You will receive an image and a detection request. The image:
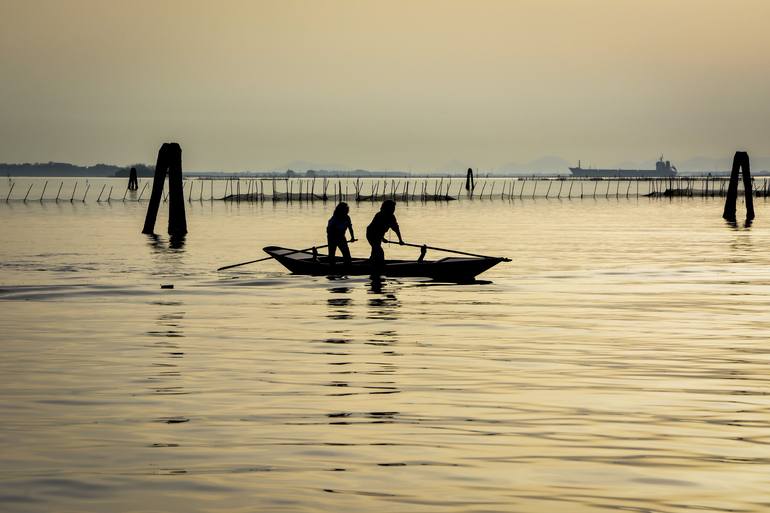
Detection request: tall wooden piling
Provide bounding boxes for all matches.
[722,151,754,221]
[143,142,187,236]
[166,144,187,236]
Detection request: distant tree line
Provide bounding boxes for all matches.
[0,162,153,177]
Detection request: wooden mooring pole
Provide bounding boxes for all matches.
[722,151,754,222]
[142,142,187,236]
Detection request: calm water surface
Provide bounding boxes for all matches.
[2,193,770,512]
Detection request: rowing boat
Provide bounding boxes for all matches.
[263,246,508,281]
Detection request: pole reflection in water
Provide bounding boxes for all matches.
[144,301,190,476]
[146,306,186,400]
[146,234,187,279]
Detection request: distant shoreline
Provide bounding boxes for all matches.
[3,162,768,178]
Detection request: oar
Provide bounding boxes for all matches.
[217,244,329,271]
[384,239,511,261]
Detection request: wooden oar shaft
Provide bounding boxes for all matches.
[217,244,329,271]
[387,240,504,259]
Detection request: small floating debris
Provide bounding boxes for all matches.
[156,416,189,424]
[160,284,174,289]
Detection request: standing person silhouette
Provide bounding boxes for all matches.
[366,200,404,273]
[327,202,355,268]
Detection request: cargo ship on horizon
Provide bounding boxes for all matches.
[570,156,677,178]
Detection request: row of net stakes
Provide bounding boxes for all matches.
[5,175,770,203]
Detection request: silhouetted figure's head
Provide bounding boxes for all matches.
[333,202,349,217]
[380,199,396,214]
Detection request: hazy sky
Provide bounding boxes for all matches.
[1,0,769,172]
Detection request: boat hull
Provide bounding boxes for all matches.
[263,246,504,281]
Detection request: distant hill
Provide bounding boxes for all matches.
[494,156,572,175]
[0,162,154,177]
[303,169,409,177]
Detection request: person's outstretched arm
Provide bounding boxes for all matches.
[346,216,356,242]
[392,219,404,244]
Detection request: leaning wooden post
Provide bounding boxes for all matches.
[166,143,187,236]
[722,151,754,222]
[143,143,171,234]
[137,182,148,201]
